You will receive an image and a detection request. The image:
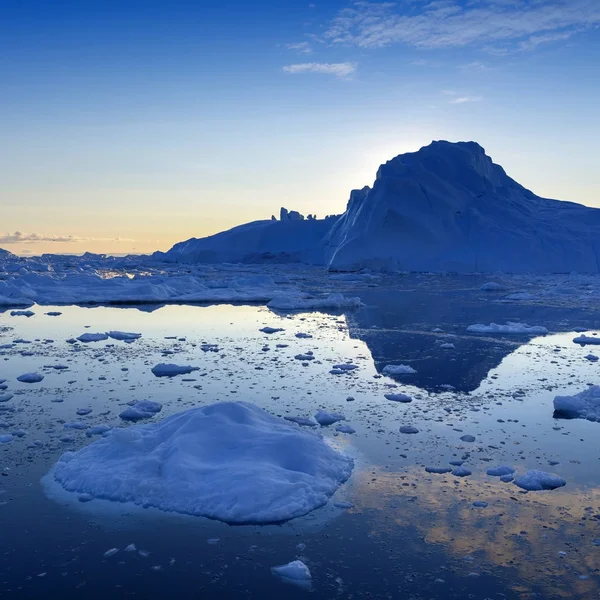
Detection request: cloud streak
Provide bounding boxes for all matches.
[323,0,600,51]
[282,62,356,77]
[0,232,133,244]
[286,41,313,54]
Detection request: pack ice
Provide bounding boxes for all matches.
[49,402,353,523]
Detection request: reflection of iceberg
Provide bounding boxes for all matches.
[345,280,591,393]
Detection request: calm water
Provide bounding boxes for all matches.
[1,279,600,599]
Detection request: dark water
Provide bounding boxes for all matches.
[1,278,600,598]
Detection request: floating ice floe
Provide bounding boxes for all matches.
[573,334,600,346]
[480,282,505,291]
[284,416,317,427]
[259,327,284,334]
[106,331,142,341]
[399,426,419,434]
[466,322,548,335]
[271,560,312,590]
[553,386,600,422]
[17,373,44,383]
[10,310,34,317]
[50,402,353,523]
[119,400,163,421]
[425,466,452,474]
[314,410,346,426]
[151,364,199,377]
[382,364,417,376]
[77,333,109,343]
[513,470,566,491]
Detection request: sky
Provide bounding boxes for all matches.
[1,0,599,256]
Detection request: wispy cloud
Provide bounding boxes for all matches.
[448,95,483,104]
[0,231,134,244]
[323,0,600,51]
[286,41,313,55]
[282,62,357,77]
[458,61,490,71]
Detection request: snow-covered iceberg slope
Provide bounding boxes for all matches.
[156,213,338,265]
[49,401,353,523]
[326,141,600,273]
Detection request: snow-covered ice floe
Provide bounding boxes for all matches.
[466,322,548,335]
[382,364,417,376]
[48,402,353,523]
[553,386,600,422]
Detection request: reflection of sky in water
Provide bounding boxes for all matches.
[1,301,599,598]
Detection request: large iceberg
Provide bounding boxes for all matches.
[326,141,600,273]
[553,386,600,422]
[49,401,353,523]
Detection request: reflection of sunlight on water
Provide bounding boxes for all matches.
[350,466,600,598]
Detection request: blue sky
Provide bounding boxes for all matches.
[1,0,599,254]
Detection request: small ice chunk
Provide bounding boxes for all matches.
[460,435,476,443]
[119,400,163,421]
[17,373,44,383]
[399,425,419,434]
[271,560,312,590]
[151,364,199,377]
[103,548,119,557]
[452,467,472,477]
[106,331,142,341]
[382,364,417,376]
[76,408,93,416]
[472,501,488,508]
[64,422,89,430]
[295,333,312,339]
[335,424,355,434]
[10,310,35,317]
[124,543,137,552]
[284,416,317,427]
[480,282,505,291]
[77,333,109,343]
[0,394,14,403]
[440,342,455,349]
[513,470,566,491]
[384,393,413,403]
[333,501,354,509]
[573,335,600,346]
[0,434,13,443]
[486,465,515,477]
[585,354,599,362]
[259,327,284,334]
[314,410,345,426]
[553,386,600,421]
[86,425,113,437]
[425,466,452,474]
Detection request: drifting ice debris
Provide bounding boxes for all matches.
[271,560,312,590]
[480,282,505,291]
[513,470,566,491]
[10,310,34,317]
[151,364,199,377]
[452,467,472,477]
[553,386,600,422]
[119,400,163,421]
[103,548,119,557]
[460,435,476,443]
[284,416,317,427]
[399,426,419,434]
[51,402,353,523]
[466,323,548,335]
[335,424,355,434]
[425,466,452,474]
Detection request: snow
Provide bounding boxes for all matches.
[573,335,600,345]
[382,364,417,375]
[466,322,548,335]
[513,470,566,491]
[119,400,163,421]
[271,560,312,590]
[50,401,353,523]
[553,386,600,421]
[17,372,44,383]
[151,364,199,377]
